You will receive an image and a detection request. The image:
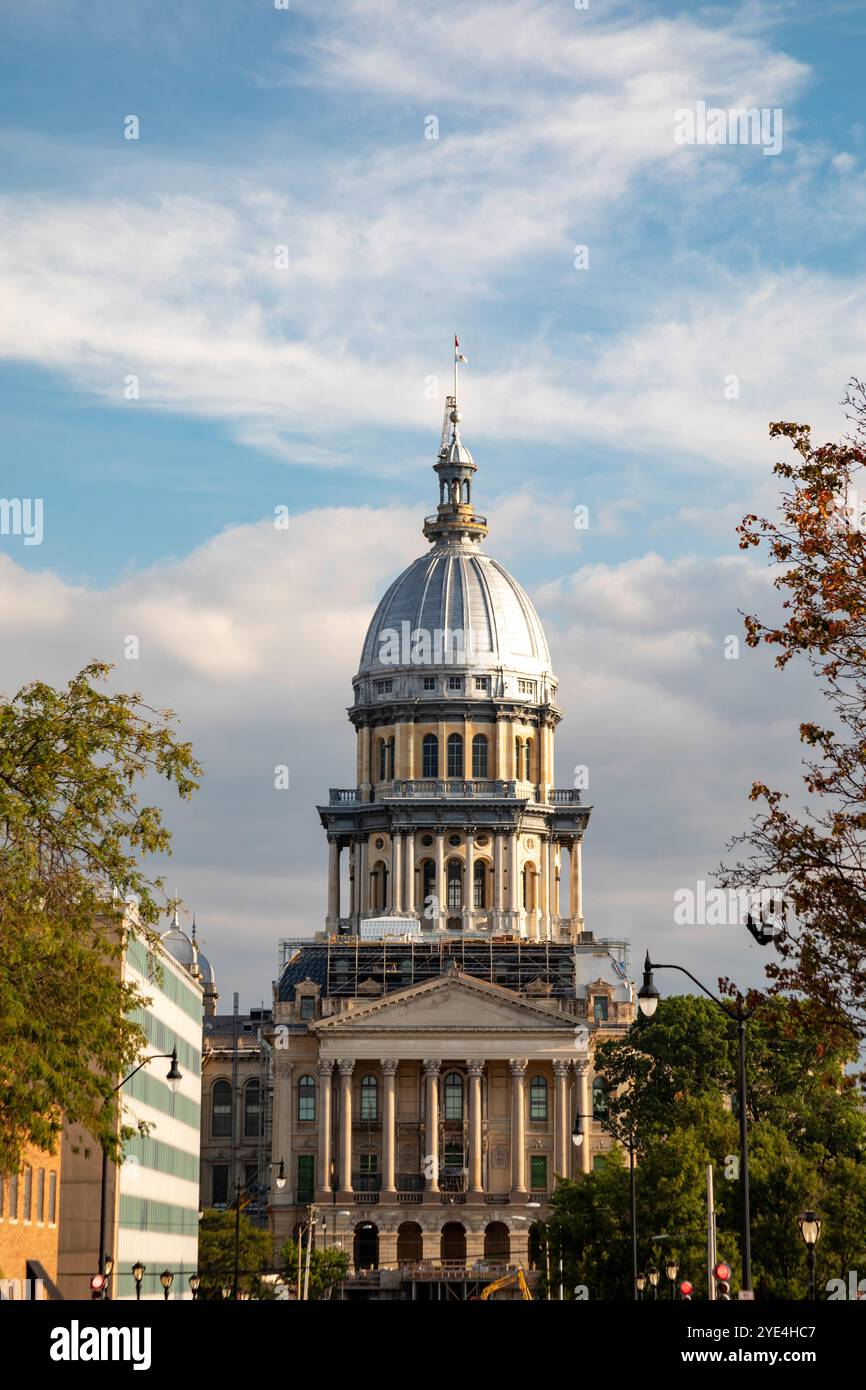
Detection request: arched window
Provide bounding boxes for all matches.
[244,1079,261,1137]
[298,1074,316,1122]
[212,1080,231,1137]
[447,860,462,910]
[444,1072,464,1120]
[515,738,523,779]
[371,861,389,911]
[473,859,486,909]
[387,737,395,778]
[447,733,463,777]
[421,859,436,911]
[530,1076,548,1122]
[472,733,488,778]
[524,739,533,782]
[592,1076,608,1119]
[422,734,438,778]
[360,1075,379,1121]
[378,738,387,781]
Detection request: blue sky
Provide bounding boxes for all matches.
[1,1,863,1003]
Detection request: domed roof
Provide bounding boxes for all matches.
[358,539,552,680]
[161,921,196,970]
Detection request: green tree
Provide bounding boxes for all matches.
[279,1238,350,1300]
[0,661,201,1171]
[197,1208,275,1299]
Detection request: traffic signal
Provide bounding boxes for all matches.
[679,1280,694,1300]
[713,1261,732,1300]
[90,1273,107,1300]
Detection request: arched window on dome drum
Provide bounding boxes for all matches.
[422,733,438,778]
[298,1074,316,1122]
[378,738,386,781]
[447,860,462,910]
[244,1079,261,1138]
[447,733,463,777]
[522,864,537,911]
[212,1080,231,1137]
[421,859,436,911]
[530,1075,548,1122]
[524,739,533,782]
[444,1072,464,1120]
[472,733,488,779]
[515,737,523,780]
[473,859,486,909]
[360,1075,379,1122]
[378,737,394,780]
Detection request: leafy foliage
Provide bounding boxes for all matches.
[0,661,201,1170]
[548,996,866,1300]
[279,1238,350,1300]
[724,386,866,1034]
[197,1208,274,1299]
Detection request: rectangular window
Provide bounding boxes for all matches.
[49,1171,57,1224]
[297,1154,315,1203]
[474,676,490,692]
[0,1176,4,1218]
[530,1155,548,1191]
[359,1154,378,1175]
[447,676,463,691]
[37,1169,45,1222]
[212,1164,229,1207]
[300,996,316,1020]
[518,679,536,697]
[593,995,609,1023]
[422,676,436,691]
[9,1172,18,1220]
[23,1166,32,1221]
[375,679,393,695]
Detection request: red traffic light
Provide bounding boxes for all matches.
[713,1262,731,1282]
[90,1273,107,1299]
[679,1280,694,1298]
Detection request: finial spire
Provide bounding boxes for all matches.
[423,344,487,546]
[454,334,467,409]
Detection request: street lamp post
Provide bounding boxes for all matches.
[665,1258,679,1300]
[189,1272,201,1301]
[131,1262,145,1301]
[572,1109,638,1300]
[638,953,753,1295]
[231,1158,285,1300]
[797,1210,822,1302]
[160,1269,174,1301]
[647,1266,660,1301]
[635,1271,647,1301]
[98,1050,182,1293]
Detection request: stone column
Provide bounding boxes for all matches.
[360,722,371,793]
[358,837,368,918]
[464,827,475,929]
[317,1060,333,1197]
[540,836,550,937]
[391,832,403,913]
[405,832,416,915]
[271,1059,293,1207]
[576,1059,591,1175]
[327,840,340,925]
[406,719,416,779]
[494,830,505,921]
[570,839,583,924]
[423,1059,440,1192]
[382,1059,398,1196]
[435,829,446,927]
[468,1060,484,1194]
[509,832,520,915]
[553,1059,569,1184]
[550,841,559,920]
[496,715,508,780]
[338,1059,354,1193]
[349,843,356,917]
[510,1059,527,1194]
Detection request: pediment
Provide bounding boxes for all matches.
[313,970,575,1034]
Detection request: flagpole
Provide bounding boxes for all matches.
[454,335,458,409]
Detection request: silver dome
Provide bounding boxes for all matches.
[161,923,196,970]
[357,539,553,683]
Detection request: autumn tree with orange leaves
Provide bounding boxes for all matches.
[723,381,866,1038]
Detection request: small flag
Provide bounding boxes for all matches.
[455,334,468,364]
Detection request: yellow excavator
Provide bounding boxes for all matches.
[479,1266,533,1300]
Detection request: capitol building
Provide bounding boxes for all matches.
[204,388,635,1297]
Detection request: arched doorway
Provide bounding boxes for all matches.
[528,1222,545,1271]
[397,1221,423,1265]
[353,1222,379,1271]
[440,1222,466,1265]
[484,1222,510,1263]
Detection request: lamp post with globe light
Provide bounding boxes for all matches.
[637,953,753,1296]
[798,1210,822,1301]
